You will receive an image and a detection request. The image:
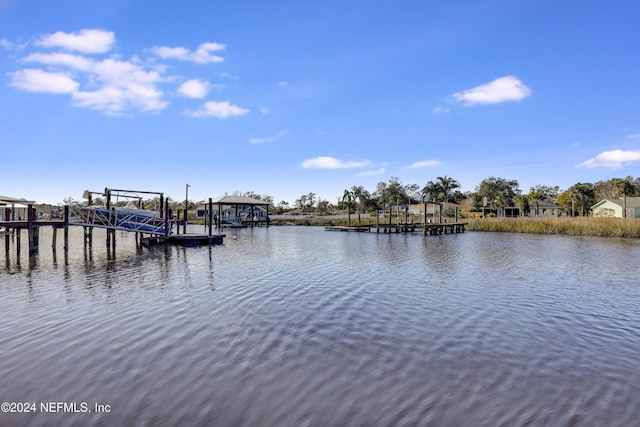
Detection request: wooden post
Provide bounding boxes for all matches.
[423,200,427,236]
[404,205,408,233]
[164,198,169,239]
[64,205,69,251]
[217,203,222,230]
[27,204,35,256]
[208,198,213,236]
[184,183,189,234]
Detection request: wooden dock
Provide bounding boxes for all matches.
[2,199,226,257]
[325,222,467,235]
[141,233,225,247]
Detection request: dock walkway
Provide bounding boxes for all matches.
[325,222,467,235]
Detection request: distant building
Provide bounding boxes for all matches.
[0,195,33,221]
[591,197,640,218]
[197,195,270,226]
[525,198,563,217]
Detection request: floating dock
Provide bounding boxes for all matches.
[141,233,225,247]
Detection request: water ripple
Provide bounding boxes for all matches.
[1,227,640,425]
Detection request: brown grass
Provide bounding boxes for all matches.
[466,217,640,238]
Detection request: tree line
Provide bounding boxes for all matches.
[62,175,640,218]
[280,175,640,217]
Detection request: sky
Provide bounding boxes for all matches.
[1,0,640,205]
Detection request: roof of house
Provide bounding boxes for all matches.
[592,197,640,209]
[205,195,271,206]
[0,195,35,206]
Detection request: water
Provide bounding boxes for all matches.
[1,226,639,426]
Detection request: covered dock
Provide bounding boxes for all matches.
[203,195,271,228]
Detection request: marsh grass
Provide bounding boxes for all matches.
[467,217,640,238]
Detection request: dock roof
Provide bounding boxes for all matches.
[0,195,35,206]
[208,195,271,206]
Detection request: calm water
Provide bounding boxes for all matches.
[1,226,639,426]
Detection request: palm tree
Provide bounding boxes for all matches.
[422,181,441,202]
[513,195,530,217]
[351,186,367,226]
[437,175,461,208]
[528,191,543,217]
[342,189,353,226]
[491,191,508,217]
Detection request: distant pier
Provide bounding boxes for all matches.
[325,222,467,235]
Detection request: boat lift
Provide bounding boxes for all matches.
[70,188,174,236]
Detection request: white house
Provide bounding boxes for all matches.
[591,197,640,218]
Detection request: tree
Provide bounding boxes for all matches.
[342,189,354,226]
[437,175,461,207]
[373,177,409,206]
[294,192,317,209]
[316,199,330,215]
[614,178,636,218]
[529,185,560,198]
[351,185,370,225]
[276,200,290,214]
[569,183,595,216]
[491,191,509,217]
[513,195,530,217]
[528,191,544,217]
[404,183,421,205]
[421,181,441,202]
[474,177,521,215]
[555,190,573,216]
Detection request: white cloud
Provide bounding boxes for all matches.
[278,81,289,86]
[577,149,640,169]
[24,52,93,71]
[249,131,287,144]
[14,51,167,113]
[37,29,115,54]
[152,42,225,64]
[301,156,370,169]
[8,29,239,115]
[1,38,27,51]
[187,101,249,118]
[432,106,450,114]
[177,79,209,98]
[409,160,441,169]
[356,167,386,177]
[626,133,640,139]
[9,69,78,93]
[451,75,531,106]
[258,105,272,115]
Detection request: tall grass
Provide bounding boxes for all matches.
[466,217,640,238]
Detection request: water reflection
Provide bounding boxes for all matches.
[1,227,640,426]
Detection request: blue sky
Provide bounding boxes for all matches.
[2,0,639,205]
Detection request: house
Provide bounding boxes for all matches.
[525,198,563,217]
[0,195,34,221]
[591,197,640,218]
